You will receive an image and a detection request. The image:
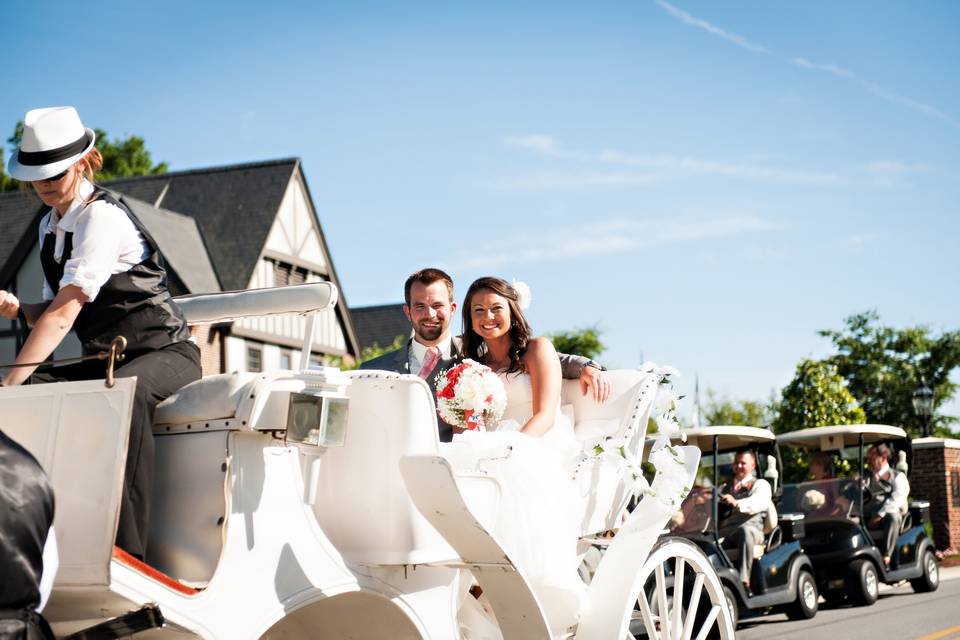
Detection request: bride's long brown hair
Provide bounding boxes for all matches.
[461,277,532,375]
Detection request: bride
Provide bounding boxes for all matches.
[449,277,586,636]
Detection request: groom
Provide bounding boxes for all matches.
[360,267,609,442]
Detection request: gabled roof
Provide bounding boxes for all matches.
[351,303,410,351]
[105,158,299,291]
[121,195,221,295]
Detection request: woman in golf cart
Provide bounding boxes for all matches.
[802,452,851,517]
[0,107,201,559]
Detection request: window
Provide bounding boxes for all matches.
[247,346,263,373]
[280,349,292,370]
[270,259,311,287]
[309,354,324,369]
[273,261,289,286]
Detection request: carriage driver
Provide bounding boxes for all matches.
[0,107,201,560]
[718,450,773,592]
[865,443,910,567]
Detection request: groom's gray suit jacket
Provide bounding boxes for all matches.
[359,336,592,442]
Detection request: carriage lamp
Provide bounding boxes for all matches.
[911,378,935,438]
[286,392,349,447]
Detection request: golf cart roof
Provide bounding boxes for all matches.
[776,424,907,450]
[664,426,776,452]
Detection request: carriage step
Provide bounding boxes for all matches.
[63,603,164,639]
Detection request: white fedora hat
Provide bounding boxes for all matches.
[6,106,96,182]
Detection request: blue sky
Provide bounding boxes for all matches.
[3,1,958,421]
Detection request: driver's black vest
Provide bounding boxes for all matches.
[866,468,901,515]
[0,430,55,638]
[38,189,190,357]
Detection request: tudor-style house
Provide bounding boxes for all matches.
[0,159,359,374]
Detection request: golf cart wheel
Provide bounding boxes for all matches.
[721,584,738,630]
[846,559,879,606]
[910,549,940,593]
[784,570,819,620]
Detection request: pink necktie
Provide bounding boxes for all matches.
[419,347,440,379]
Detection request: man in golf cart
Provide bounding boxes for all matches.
[717,450,774,591]
[865,443,910,567]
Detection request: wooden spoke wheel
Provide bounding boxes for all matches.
[627,537,735,640]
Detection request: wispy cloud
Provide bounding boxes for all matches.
[501,135,842,188]
[496,171,665,191]
[847,232,881,250]
[654,0,770,54]
[443,216,785,270]
[792,58,960,129]
[655,1,958,129]
[502,135,560,154]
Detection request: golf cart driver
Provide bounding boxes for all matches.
[865,443,909,568]
[717,450,773,592]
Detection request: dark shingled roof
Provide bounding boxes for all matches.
[105,158,299,291]
[351,303,411,352]
[121,195,221,295]
[0,190,47,290]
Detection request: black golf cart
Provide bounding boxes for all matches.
[776,424,939,607]
[658,426,818,628]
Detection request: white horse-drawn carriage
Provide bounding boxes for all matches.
[2,283,734,640]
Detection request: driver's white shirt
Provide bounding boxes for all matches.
[874,463,910,516]
[733,473,772,516]
[37,178,147,302]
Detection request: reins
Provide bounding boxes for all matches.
[0,336,128,388]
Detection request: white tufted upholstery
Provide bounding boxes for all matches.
[154,373,257,425]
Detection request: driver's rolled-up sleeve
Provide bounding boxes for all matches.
[737,479,772,515]
[60,202,128,301]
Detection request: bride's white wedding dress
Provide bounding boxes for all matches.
[446,372,586,637]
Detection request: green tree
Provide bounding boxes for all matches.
[773,359,866,434]
[699,390,772,427]
[548,326,605,361]
[819,311,960,437]
[1,121,167,191]
[327,335,406,371]
[0,150,15,192]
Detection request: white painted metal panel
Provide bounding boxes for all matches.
[1,378,136,587]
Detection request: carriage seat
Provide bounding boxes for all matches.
[153,373,257,427]
[560,369,657,443]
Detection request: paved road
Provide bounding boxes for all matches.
[738,567,960,640]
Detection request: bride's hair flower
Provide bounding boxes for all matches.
[511,279,532,310]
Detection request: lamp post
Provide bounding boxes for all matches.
[912,377,934,438]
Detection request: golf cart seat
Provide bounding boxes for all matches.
[754,501,780,559]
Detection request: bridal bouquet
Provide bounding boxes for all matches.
[436,359,507,431]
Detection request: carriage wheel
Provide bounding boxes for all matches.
[627,537,735,640]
